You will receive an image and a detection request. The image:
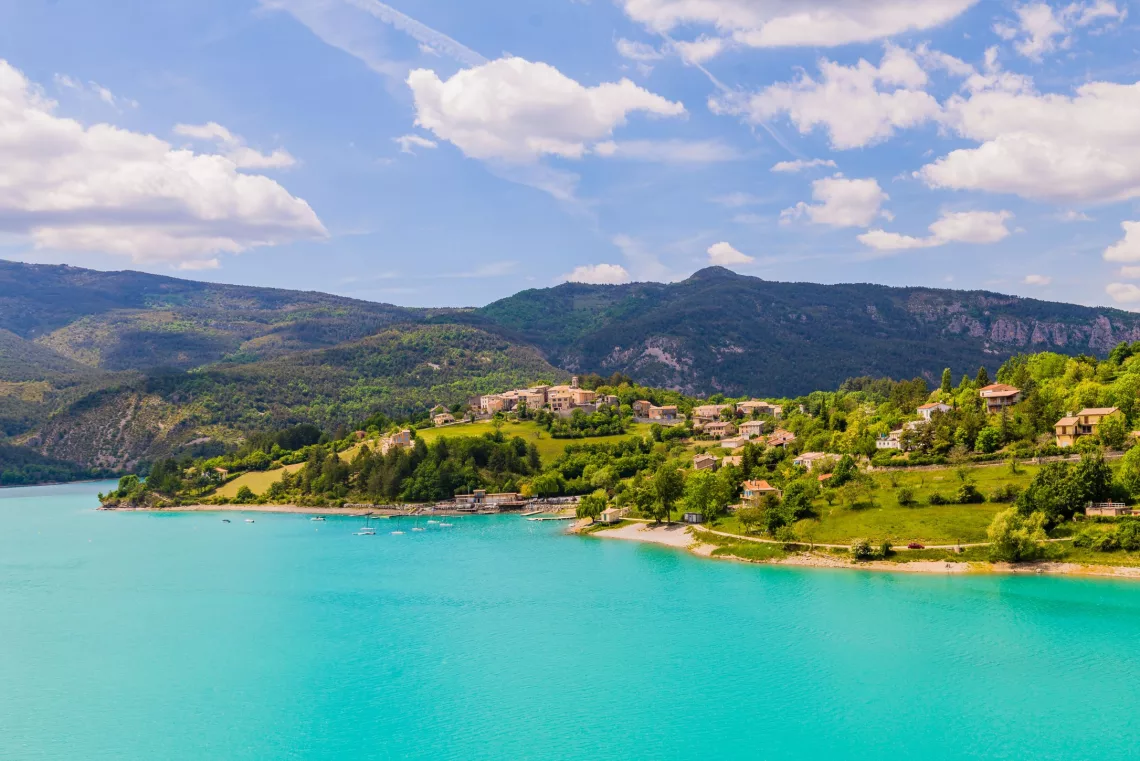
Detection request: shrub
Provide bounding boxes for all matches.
[1116,520,1140,552]
[896,486,917,506]
[928,493,950,506]
[987,508,1047,562]
[990,484,1022,503]
[850,538,875,561]
[878,540,893,558]
[955,483,986,504]
[234,485,255,504]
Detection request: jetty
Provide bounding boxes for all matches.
[527,515,576,522]
[520,509,545,517]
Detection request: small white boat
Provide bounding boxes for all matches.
[439,523,453,528]
[310,516,325,522]
[427,520,439,524]
[244,519,255,523]
[412,527,425,532]
[353,527,376,536]
[391,530,405,535]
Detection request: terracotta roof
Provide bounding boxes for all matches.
[980,383,1020,397]
[818,473,833,482]
[917,402,949,410]
[1078,407,1120,416]
[743,479,777,491]
[1055,416,1079,426]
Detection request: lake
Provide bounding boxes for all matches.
[3,481,1139,760]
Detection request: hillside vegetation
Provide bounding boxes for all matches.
[474,267,1140,396]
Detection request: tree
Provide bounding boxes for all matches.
[738,506,764,533]
[896,486,916,506]
[234,485,255,504]
[1016,461,1080,525]
[940,367,953,394]
[576,489,608,521]
[1118,446,1140,498]
[682,469,717,522]
[1071,450,1113,507]
[1097,412,1127,450]
[976,366,991,387]
[987,508,1047,562]
[653,465,685,522]
[975,427,1000,454]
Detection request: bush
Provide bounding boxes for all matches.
[878,540,893,558]
[850,538,875,561]
[955,483,986,504]
[896,486,917,506]
[928,493,950,506]
[987,508,1047,562]
[234,485,255,504]
[990,483,1022,503]
[1117,520,1140,551]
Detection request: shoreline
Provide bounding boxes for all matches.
[583,521,1140,581]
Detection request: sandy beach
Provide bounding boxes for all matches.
[585,521,1140,580]
[102,504,393,516]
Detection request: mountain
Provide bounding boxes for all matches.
[25,324,564,470]
[0,260,435,371]
[6,258,1140,474]
[473,267,1140,396]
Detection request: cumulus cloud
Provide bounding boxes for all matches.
[783,176,888,228]
[712,46,940,150]
[858,210,1013,252]
[174,122,296,169]
[616,38,664,62]
[1107,282,1140,304]
[919,56,1140,204]
[771,158,837,173]
[674,36,726,64]
[407,57,685,163]
[995,1,1126,61]
[593,139,737,163]
[1024,274,1052,285]
[707,241,754,266]
[394,134,437,154]
[620,0,976,52]
[1104,221,1140,263]
[0,60,325,268]
[562,263,631,284]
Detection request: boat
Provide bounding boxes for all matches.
[391,530,405,535]
[439,522,453,527]
[310,516,325,521]
[222,519,231,523]
[353,526,376,536]
[244,519,255,523]
[427,520,440,524]
[412,527,425,532]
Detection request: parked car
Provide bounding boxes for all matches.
[907,542,925,550]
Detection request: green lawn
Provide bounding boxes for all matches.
[706,461,1044,546]
[214,463,303,499]
[416,419,653,463]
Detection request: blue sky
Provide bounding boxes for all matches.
[1,0,1139,309]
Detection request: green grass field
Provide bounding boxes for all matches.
[708,461,1043,546]
[416,419,653,462]
[214,462,303,499]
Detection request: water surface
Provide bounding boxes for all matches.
[2,482,1139,760]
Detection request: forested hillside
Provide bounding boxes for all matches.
[475,267,1140,396]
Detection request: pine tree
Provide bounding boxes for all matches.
[976,366,991,387]
[940,368,952,394]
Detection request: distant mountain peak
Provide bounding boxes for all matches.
[686,266,747,282]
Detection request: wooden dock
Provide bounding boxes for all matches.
[520,510,545,517]
[527,515,576,522]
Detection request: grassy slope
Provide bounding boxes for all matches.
[708,463,1041,545]
[417,419,654,462]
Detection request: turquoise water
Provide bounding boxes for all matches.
[3,483,1140,759]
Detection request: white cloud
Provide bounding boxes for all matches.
[562,263,631,284]
[783,176,888,228]
[713,46,941,149]
[612,233,673,281]
[1059,209,1093,222]
[174,122,296,169]
[394,134,437,154]
[920,70,1140,204]
[1107,282,1140,304]
[54,73,137,109]
[1024,273,1052,285]
[673,36,726,64]
[0,60,325,268]
[620,0,976,52]
[593,139,736,163]
[770,158,837,173]
[407,57,685,163]
[616,39,663,62]
[707,241,754,266]
[1119,266,1140,278]
[1104,221,1140,263]
[995,2,1126,61]
[858,210,1013,252]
